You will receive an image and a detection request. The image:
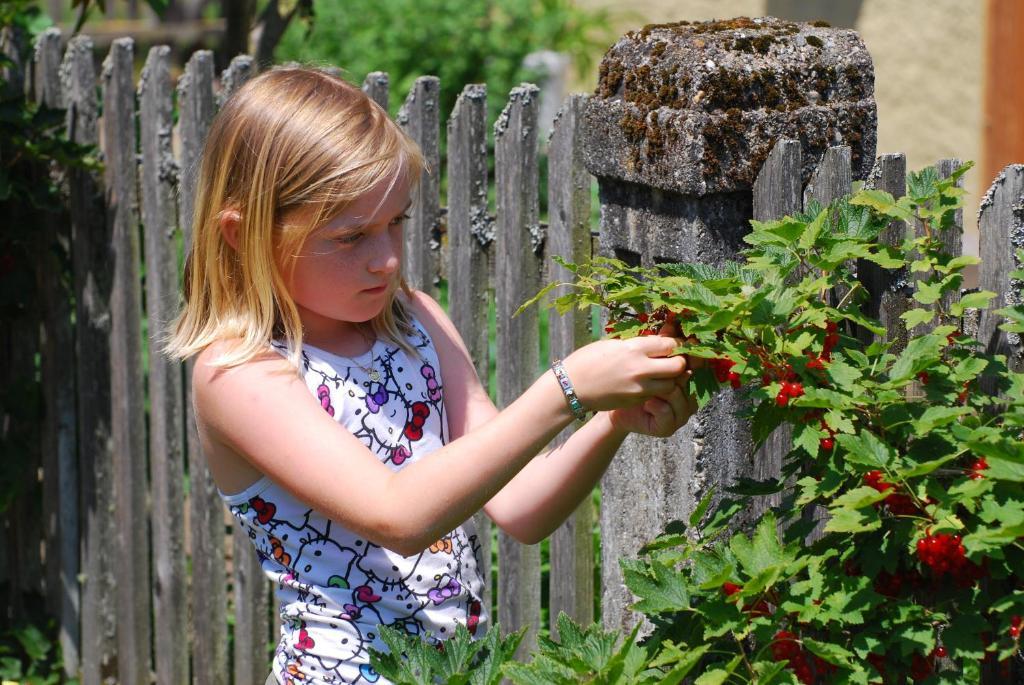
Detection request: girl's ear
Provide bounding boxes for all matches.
[219,209,242,251]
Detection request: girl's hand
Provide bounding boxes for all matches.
[561,320,689,413]
[605,315,698,436]
[606,377,696,437]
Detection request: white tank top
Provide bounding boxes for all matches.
[217,315,489,684]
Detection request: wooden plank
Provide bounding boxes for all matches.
[545,94,594,638]
[177,49,229,685]
[33,27,81,679]
[62,34,118,685]
[362,70,389,112]
[858,154,908,349]
[494,83,542,659]
[977,164,1024,377]
[445,82,494,620]
[398,76,441,297]
[749,139,802,522]
[801,146,851,545]
[102,38,152,685]
[139,44,189,685]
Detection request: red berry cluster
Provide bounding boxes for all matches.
[968,456,988,480]
[769,631,835,684]
[711,357,742,389]
[1011,615,1022,640]
[915,532,984,585]
[775,380,804,407]
[863,470,920,516]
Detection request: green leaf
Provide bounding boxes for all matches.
[912,279,943,305]
[849,189,915,221]
[889,334,944,382]
[830,486,891,510]
[824,506,881,533]
[951,290,997,316]
[837,431,896,469]
[652,643,709,684]
[912,406,970,433]
[621,558,691,614]
[899,308,935,328]
[803,637,854,665]
[825,357,862,390]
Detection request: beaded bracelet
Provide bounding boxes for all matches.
[550,358,588,421]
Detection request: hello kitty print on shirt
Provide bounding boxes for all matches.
[218,315,489,684]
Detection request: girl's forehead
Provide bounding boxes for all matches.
[325,176,412,228]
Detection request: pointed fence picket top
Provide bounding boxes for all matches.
[102,37,152,685]
[139,43,190,685]
[62,33,119,685]
[494,83,543,658]
[398,76,442,297]
[446,82,494,618]
[217,53,256,108]
[545,94,596,637]
[33,26,80,680]
[977,164,1024,376]
[177,49,230,685]
[749,139,803,522]
[363,70,389,112]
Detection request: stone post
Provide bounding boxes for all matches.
[580,16,877,633]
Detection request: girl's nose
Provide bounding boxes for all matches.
[368,233,400,275]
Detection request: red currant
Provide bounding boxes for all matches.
[820,437,835,451]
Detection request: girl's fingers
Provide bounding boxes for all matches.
[634,335,685,358]
[646,355,688,378]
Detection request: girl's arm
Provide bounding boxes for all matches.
[408,291,693,545]
[193,296,685,557]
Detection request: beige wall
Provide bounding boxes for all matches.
[574,0,986,259]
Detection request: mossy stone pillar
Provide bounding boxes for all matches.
[581,16,877,633]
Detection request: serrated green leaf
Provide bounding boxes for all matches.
[951,290,997,316]
[837,431,896,469]
[824,506,881,533]
[899,308,935,328]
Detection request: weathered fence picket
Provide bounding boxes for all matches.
[398,76,442,298]
[10,28,1024,684]
[31,26,80,678]
[446,82,494,617]
[103,36,152,685]
[977,164,1024,374]
[494,83,543,658]
[177,49,231,685]
[859,153,908,348]
[362,70,389,112]
[750,139,803,522]
[139,43,190,685]
[63,34,119,685]
[545,94,595,637]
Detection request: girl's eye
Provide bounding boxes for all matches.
[390,213,412,226]
[333,232,362,245]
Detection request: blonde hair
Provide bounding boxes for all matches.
[164,65,427,371]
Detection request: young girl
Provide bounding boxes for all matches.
[166,65,696,685]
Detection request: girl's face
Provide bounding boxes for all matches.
[283,173,412,344]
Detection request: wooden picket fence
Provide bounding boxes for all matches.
[2,26,1022,685]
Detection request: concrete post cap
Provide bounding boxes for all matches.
[581,16,877,196]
